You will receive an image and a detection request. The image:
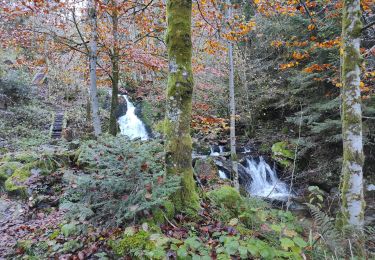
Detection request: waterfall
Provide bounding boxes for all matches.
[244,157,290,200]
[117,95,149,140]
[219,170,228,179]
[210,144,291,200]
[210,145,226,156]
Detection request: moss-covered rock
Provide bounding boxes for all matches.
[4,154,64,196]
[0,161,22,182]
[271,141,294,167]
[4,162,35,195]
[207,185,242,210]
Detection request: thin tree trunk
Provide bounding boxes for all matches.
[340,0,365,232]
[227,0,239,190]
[88,0,102,136]
[109,1,119,136]
[165,0,199,215]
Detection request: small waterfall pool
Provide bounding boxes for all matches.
[117,95,149,140]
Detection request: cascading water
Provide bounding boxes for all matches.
[117,95,149,140]
[218,170,228,179]
[210,145,226,156]
[210,143,291,200]
[244,157,290,200]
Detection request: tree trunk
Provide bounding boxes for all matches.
[109,1,119,136]
[227,0,239,190]
[88,0,102,136]
[340,0,365,232]
[164,0,199,215]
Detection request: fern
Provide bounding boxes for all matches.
[306,203,344,256]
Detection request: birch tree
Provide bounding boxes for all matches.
[164,0,199,214]
[340,0,365,232]
[226,0,239,190]
[88,0,102,136]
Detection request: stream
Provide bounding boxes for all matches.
[117,95,292,201]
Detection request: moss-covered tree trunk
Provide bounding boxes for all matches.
[340,0,365,232]
[226,0,239,190]
[164,0,199,214]
[109,1,119,136]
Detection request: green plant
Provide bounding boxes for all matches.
[306,204,344,257]
[307,186,325,209]
[61,135,181,226]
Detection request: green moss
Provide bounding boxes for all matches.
[4,157,60,195]
[0,161,22,182]
[4,163,33,194]
[110,230,154,256]
[154,120,167,134]
[61,223,78,237]
[207,185,242,210]
[152,200,175,224]
[8,152,39,163]
[165,0,200,217]
[272,141,294,167]
[62,240,82,253]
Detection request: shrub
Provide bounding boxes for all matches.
[61,135,181,226]
[0,71,31,102]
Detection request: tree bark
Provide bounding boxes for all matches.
[164,0,199,215]
[226,0,239,190]
[340,0,365,232]
[109,1,119,136]
[88,0,102,136]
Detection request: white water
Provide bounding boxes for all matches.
[118,95,149,140]
[219,170,228,179]
[210,145,226,156]
[210,147,220,156]
[242,147,251,153]
[244,157,290,200]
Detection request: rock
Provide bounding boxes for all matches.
[116,95,127,118]
[2,151,71,196]
[0,198,26,223]
[194,157,218,181]
[4,162,36,196]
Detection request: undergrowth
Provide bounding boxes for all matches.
[60,135,181,226]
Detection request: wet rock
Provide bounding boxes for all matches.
[116,95,127,118]
[194,157,219,181]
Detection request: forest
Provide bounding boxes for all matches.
[0,0,374,259]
